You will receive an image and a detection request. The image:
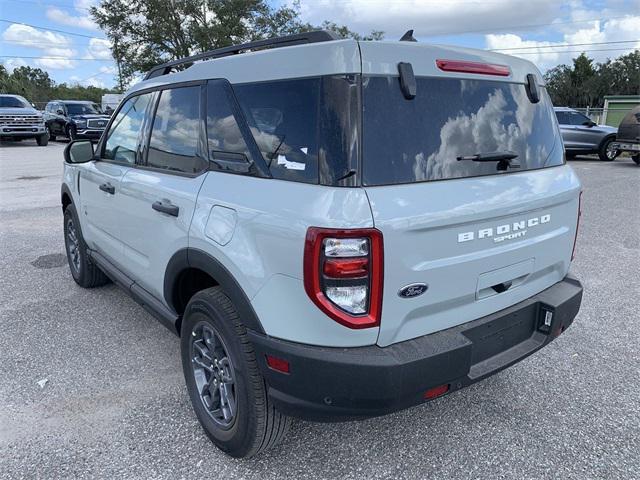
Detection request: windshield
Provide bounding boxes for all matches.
[362,76,563,186]
[0,96,30,108]
[66,103,101,115]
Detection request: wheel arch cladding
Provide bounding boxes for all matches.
[61,183,73,212]
[164,248,265,335]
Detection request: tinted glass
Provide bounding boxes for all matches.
[234,79,320,184]
[567,111,591,125]
[0,96,29,108]
[555,111,569,124]
[147,86,206,174]
[66,103,100,115]
[362,76,562,186]
[104,93,152,164]
[206,83,251,171]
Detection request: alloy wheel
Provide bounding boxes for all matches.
[190,322,237,429]
[65,216,81,273]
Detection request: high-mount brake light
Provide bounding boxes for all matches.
[304,228,383,329]
[436,59,511,77]
[571,191,583,261]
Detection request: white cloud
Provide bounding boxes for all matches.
[83,77,106,88]
[3,58,27,73]
[486,14,640,71]
[45,0,98,31]
[2,24,77,70]
[99,65,117,74]
[295,0,560,38]
[86,38,112,60]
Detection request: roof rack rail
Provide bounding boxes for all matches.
[144,30,340,80]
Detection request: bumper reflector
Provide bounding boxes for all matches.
[266,354,290,374]
[423,383,450,400]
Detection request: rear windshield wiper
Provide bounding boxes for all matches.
[456,151,520,171]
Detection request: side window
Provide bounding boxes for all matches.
[555,111,569,125]
[104,93,152,164]
[206,83,252,171]
[147,86,205,174]
[234,78,320,184]
[568,111,590,126]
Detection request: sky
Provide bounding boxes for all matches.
[0,0,639,89]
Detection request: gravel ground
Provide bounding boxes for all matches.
[0,140,638,480]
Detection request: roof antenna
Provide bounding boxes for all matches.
[400,29,417,42]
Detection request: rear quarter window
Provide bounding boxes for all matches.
[362,76,562,186]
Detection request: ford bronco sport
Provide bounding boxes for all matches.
[60,31,583,458]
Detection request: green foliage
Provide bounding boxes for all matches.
[0,66,115,108]
[544,50,640,108]
[90,0,384,86]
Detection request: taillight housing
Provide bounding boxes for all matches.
[571,191,583,261]
[304,228,383,329]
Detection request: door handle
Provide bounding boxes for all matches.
[152,200,179,217]
[99,182,115,194]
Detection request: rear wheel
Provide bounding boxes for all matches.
[598,137,618,161]
[63,204,110,288]
[181,287,290,458]
[632,154,640,166]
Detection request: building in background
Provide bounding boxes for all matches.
[602,95,640,127]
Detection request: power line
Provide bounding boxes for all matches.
[0,0,91,11]
[507,46,639,55]
[0,19,104,39]
[491,39,640,51]
[424,14,633,36]
[0,55,112,61]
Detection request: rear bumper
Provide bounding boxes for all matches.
[612,141,640,154]
[248,275,583,422]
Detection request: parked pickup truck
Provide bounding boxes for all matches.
[612,106,640,165]
[0,94,48,146]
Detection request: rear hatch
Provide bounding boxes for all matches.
[358,43,581,346]
[616,106,640,143]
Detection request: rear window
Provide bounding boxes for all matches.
[362,76,562,186]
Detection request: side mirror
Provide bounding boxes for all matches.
[582,120,596,127]
[56,109,65,115]
[64,140,94,164]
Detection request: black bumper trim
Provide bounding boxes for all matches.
[248,276,583,422]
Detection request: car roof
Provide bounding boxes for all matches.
[51,100,95,104]
[553,107,578,112]
[128,38,545,96]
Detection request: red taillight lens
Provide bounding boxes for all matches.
[571,191,582,261]
[304,228,383,329]
[436,59,511,77]
[323,258,369,278]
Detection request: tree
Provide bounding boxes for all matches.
[544,50,640,108]
[90,0,384,87]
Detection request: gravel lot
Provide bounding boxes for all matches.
[1,139,639,480]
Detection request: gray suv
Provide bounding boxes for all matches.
[554,107,618,161]
[60,31,583,458]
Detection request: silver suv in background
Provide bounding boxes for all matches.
[554,106,618,161]
[61,31,583,458]
[0,94,48,146]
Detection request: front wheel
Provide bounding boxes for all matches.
[632,154,640,166]
[63,204,110,288]
[599,137,619,161]
[181,287,290,458]
[67,125,77,141]
[46,125,56,141]
[36,134,48,146]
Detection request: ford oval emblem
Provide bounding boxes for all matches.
[398,283,428,298]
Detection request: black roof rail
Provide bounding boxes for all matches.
[144,30,340,80]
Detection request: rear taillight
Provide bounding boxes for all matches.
[304,228,383,329]
[571,191,583,261]
[436,59,511,77]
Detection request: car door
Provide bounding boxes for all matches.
[117,84,208,301]
[564,110,599,150]
[78,93,154,264]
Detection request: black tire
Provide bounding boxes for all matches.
[63,204,110,288]
[36,134,48,146]
[598,137,618,161]
[566,152,577,160]
[632,154,640,166]
[46,125,56,141]
[181,287,290,458]
[67,125,77,141]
